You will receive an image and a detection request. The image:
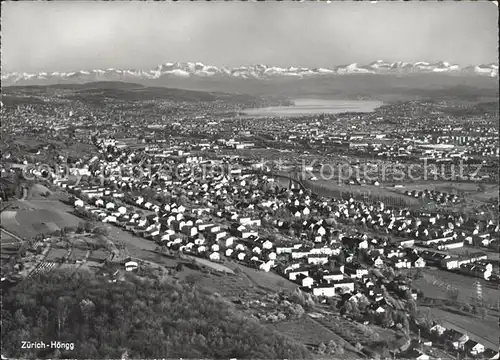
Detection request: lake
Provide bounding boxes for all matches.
[242,98,383,117]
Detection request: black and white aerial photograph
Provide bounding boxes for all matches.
[1,1,499,359]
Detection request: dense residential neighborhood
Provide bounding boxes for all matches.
[45,138,496,359]
[2,4,499,358]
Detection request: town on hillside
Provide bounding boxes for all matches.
[1,2,499,359]
[1,85,498,360]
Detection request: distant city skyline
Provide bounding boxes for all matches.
[2,1,498,74]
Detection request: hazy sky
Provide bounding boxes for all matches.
[2,1,498,73]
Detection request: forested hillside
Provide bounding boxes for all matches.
[1,270,312,359]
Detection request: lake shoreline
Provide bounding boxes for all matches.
[242,98,383,117]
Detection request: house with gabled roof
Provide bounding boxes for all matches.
[419,250,450,266]
[180,242,195,253]
[392,257,411,269]
[287,268,310,281]
[342,236,368,250]
[295,274,314,288]
[265,251,277,261]
[235,243,246,252]
[259,260,274,272]
[448,330,469,350]
[256,239,273,250]
[241,230,258,239]
[209,252,220,261]
[252,245,262,255]
[312,284,338,297]
[309,245,335,256]
[368,255,384,268]
[219,236,235,248]
[276,245,298,254]
[198,223,215,232]
[322,270,344,283]
[307,254,329,265]
[344,263,369,279]
[430,323,446,336]
[464,339,485,356]
[369,303,386,313]
[313,279,355,297]
[405,349,430,360]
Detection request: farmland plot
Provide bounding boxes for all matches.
[44,248,68,262]
[29,262,57,277]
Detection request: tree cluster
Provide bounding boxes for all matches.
[1,270,312,359]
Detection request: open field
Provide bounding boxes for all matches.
[57,263,79,272]
[302,178,422,208]
[390,180,484,194]
[421,306,499,349]
[392,181,497,194]
[182,255,234,274]
[87,249,110,263]
[44,248,68,262]
[219,148,287,159]
[469,186,499,203]
[79,235,108,248]
[410,268,500,308]
[68,237,90,249]
[104,225,161,258]
[28,184,52,199]
[270,316,361,358]
[1,200,82,238]
[64,141,98,159]
[1,210,20,226]
[195,272,257,297]
[69,248,88,262]
[223,260,297,292]
[85,260,105,269]
[8,136,48,149]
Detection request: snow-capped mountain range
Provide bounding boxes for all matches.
[2,60,498,85]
